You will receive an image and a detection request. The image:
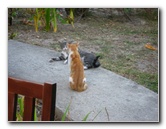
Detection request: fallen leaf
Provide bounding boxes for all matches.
[145,43,157,50]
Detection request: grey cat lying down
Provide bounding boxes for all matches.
[49,41,100,69]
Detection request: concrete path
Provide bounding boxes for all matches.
[8,40,159,122]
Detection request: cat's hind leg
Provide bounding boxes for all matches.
[82,78,87,91]
[83,78,86,83]
[69,77,75,90]
[69,77,74,83]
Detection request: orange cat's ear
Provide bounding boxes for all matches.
[76,42,79,47]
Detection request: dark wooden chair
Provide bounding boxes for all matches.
[8,77,57,121]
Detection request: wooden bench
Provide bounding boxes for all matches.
[8,77,57,121]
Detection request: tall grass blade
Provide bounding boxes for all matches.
[16,112,22,121]
[19,97,24,116]
[34,15,38,32]
[52,8,57,32]
[61,97,73,121]
[82,111,91,121]
[61,103,70,121]
[17,97,24,121]
[34,8,40,32]
[69,8,74,28]
[34,107,37,121]
[45,8,51,31]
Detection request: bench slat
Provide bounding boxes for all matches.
[23,97,35,121]
[42,83,56,121]
[8,77,43,99]
[8,77,57,121]
[8,93,18,121]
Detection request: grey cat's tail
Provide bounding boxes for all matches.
[49,56,65,62]
[93,56,100,68]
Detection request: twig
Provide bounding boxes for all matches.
[92,110,102,121]
[123,11,132,22]
[76,9,89,22]
[105,107,110,121]
[67,96,73,118]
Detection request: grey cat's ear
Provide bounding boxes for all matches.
[81,56,85,63]
[63,45,67,50]
[63,43,68,50]
[67,43,70,48]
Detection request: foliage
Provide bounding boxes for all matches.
[68,8,74,28]
[124,8,132,14]
[16,96,102,121]
[33,8,56,32]
[8,8,19,19]
[82,112,91,121]
[34,107,37,121]
[16,96,37,121]
[61,101,71,121]
[16,97,24,121]
[52,8,58,32]
[61,100,102,121]
[33,8,71,32]
[33,8,40,32]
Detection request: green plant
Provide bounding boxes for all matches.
[9,32,17,39]
[45,8,51,31]
[52,8,57,32]
[16,97,24,121]
[61,100,103,121]
[82,112,91,121]
[34,107,37,121]
[82,109,103,121]
[124,8,132,14]
[33,8,73,32]
[33,8,59,32]
[16,96,38,121]
[61,102,71,121]
[68,8,74,28]
[34,8,40,32]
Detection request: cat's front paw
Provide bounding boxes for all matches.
[83,66,88,70]
[49,58,55,62]
[64,59,68,64]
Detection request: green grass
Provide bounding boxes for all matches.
[61,101,71,121]
[99,43,158,93]
[82,112,92,121]
[101,57,158,93]
[50,43,61,51]
[135,71,158,92]
[123,68,158,92]
[95,18,158,93]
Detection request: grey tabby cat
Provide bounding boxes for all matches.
[49,40,100,69]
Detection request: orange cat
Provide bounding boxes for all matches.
[67,43,87,92]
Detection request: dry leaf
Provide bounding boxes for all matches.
[145,43,157,50]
